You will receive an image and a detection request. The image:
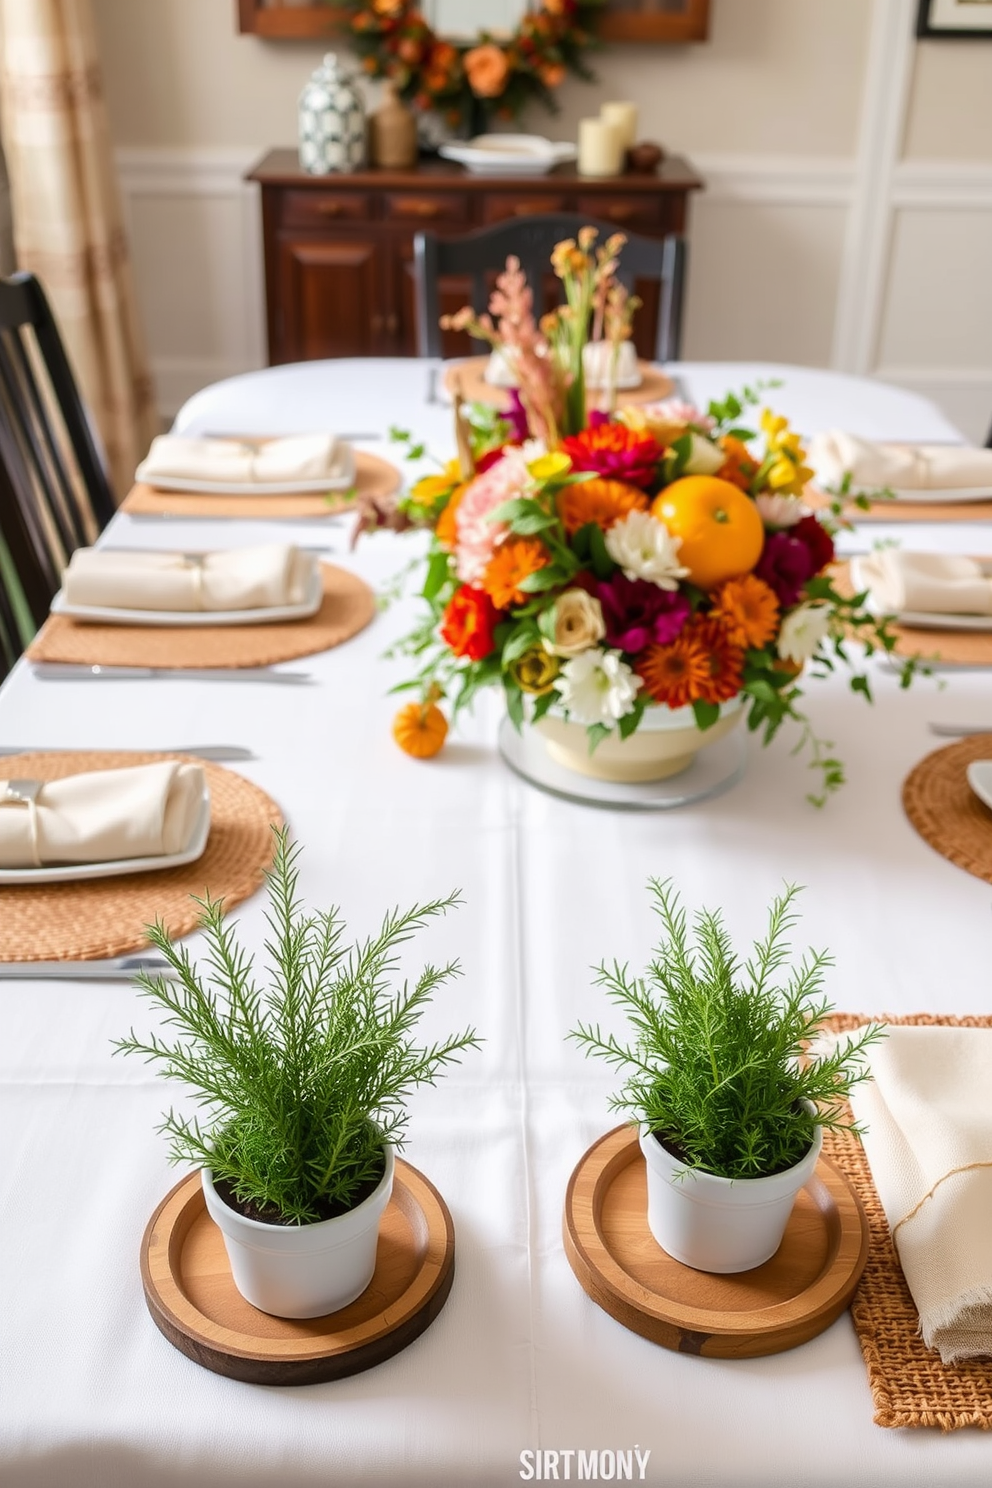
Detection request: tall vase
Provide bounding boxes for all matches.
[298,54,366,176]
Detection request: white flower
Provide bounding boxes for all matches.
[604,509,689,590]
[755,493,810,530]
[682,432,726,476]
[553,648,642,728]
[777,603,832,665]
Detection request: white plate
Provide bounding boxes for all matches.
[967,760,992,811]
[133,447,355,495]
[439,136,577,176]
[894,609,992,632]
[885,487,992,504]
[0,785,211,884]
[50,566,324,627]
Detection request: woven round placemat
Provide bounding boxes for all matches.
[27,562,375,669]
[0,752,282,962]
[823,1012,992,1431]
[830,561,992,667]
[443,356,674,411]
[122,449,400,519]
[902,736,992,885]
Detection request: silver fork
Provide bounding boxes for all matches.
[0,744,255,761]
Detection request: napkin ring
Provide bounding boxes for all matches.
[0,779,43,867]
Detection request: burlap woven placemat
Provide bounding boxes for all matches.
[901,736,992,886]
[808,488,992,524]
[122,449,400,519]
[0,752,282,962]
[823,1012,992,1430]
[443,356,674,411]
[27,563,375,669]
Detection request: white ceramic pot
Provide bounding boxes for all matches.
[298,53,366,175]
[201,1147,394,1318]
[535,696,744,784]
[639,1122,822,1274]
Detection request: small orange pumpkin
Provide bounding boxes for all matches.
[392,697,448,759]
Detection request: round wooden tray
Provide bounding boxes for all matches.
[141,1162,455,1384]
[563,1125,869,1358]
[444,356,674,410]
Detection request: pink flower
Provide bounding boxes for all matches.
[455,447,530,584]
[596,572,690,654]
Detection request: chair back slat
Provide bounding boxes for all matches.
[414,214,687,362]
[1,330,91,550]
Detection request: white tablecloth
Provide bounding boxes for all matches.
[2,362,990,1487]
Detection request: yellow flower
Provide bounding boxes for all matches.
[760,409,814,495]
[510,647,560,694]
[410,459,462,505]
[527,450,571,482]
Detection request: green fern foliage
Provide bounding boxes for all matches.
[115,831,480,1223]
[570,881,882,1180]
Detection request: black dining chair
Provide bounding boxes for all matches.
[413,214,687,364]
[0,271,116,582]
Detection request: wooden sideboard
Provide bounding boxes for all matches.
[248,150,703,364]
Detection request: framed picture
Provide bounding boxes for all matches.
[237,0,710,43]
[916,0,992,38]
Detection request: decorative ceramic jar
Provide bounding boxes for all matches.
[535,696,744,785]
[201,1147,395,1318]
[638,1120,822,1274]
[298,53,366,176]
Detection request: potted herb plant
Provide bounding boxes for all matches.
[569,881,881,1274]
[115,832,480,1319]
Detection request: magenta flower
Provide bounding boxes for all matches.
[755,532,817,608]
[503,389,530,444]
[596,572,691,654]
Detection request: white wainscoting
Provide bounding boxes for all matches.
[115,146,992,442]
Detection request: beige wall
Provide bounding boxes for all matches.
[91,0,992,440]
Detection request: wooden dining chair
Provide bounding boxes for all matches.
[414,214,687,363]
[0,271,116,582]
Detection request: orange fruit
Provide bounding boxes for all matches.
[651,476,764,591]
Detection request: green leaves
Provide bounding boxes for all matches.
[113,831,480,1224]
[569,881,884,1180]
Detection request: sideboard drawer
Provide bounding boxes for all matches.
[576,194,664,230]
[481,193,570,224]
[280,190,374,227]
[383,193,469,225]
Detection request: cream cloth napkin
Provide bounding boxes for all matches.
[62,545,318,613]
[137,433,348,486]
[0,762,206,867]
[848,1026,992,1364]
[809,431,992,491]
[852,551,992,615]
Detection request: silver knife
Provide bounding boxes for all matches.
[0,955,178,981]
[32,664,313,684]
[0,744,255,761]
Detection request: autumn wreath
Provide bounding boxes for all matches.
[343,0,602,138]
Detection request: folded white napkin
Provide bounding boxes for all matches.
[484,341,641,390]
[848,1026,992,1364]
[0,761,206,868]
[137,433,348,486]
[809,431,992,492]
[62,545,318,613]
[852,551,992,616]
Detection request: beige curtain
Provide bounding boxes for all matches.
[0,0,157,499]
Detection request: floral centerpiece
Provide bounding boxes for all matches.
[345,0,601,139]
[382,229,915,802]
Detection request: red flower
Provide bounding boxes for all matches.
[440,585,502,661]
[559,423,665,492]
[791,514,835,575]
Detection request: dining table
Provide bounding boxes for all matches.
[3,358,992,1488]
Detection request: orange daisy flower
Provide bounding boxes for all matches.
[691,615,746,705]
[711,574,780,649]
[557,477,649,538]
[636,631,710,710]
[482,537,549,609]
[435,483,468,548]
[717,435,759,493]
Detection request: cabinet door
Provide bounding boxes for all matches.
[274,234,386,362]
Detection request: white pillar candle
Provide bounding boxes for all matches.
[600,101,638,151]
[577,118,623,178]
